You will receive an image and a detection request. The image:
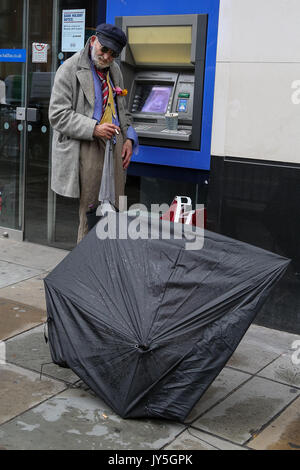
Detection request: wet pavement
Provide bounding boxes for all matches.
[0,237,299,450]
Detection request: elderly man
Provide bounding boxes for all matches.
[49,23,138,243]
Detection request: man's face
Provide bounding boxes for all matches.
[90,36,115,70]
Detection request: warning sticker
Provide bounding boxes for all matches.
[32,43,48,63]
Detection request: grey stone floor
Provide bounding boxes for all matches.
[0,237,299,450]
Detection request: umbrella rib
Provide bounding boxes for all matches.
[114,246,144,341]
[145,247,184,344]
[46,282,136,343]
[96,345,136,363]
[71,245,141,341]
[87,248,140,340]
[96,274,140,340]
[148,247,230,341]
[121,353,142,415]
[160,267,284,344]
[149,245,286,342]
[152,263,286,342]
[103,242,144,342]
[85,243,136,337]
[122,347,191,417]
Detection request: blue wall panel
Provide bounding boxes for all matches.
[106,0,220,171]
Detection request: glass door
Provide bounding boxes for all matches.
[0,0,26,239]
[0,0,102,249]
[25,0,101,249]
[24,0,57,245]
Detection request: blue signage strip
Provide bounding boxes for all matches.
[0,49,26,62]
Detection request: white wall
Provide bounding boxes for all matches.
[211,0,300,163]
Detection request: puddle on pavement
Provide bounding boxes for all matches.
[0,298,46,340]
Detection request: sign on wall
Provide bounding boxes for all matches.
[62,9,86,52]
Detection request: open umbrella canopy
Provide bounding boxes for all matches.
[44,213,289,422]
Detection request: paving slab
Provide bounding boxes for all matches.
[0,388,184,450]
[0,238,68,271]
[0,298,46,340]
[165,428,246,451]
[225,324,293,373]
[227,325,300,376]
[239,324,300,355]
[185,367,251,423]
[0,261,43,289]
[0,274,48,310]
[192,376,299,445]
[5,325,79,384]
[0,363,66,426]
[248,396,300,450]
[258,353,300,388]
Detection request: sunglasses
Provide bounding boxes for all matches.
[100,46,119,59]
[96,40,119,59]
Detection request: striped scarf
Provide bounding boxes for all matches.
[96,70,109,114]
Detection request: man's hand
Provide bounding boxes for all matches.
[93,123,120,140]
[121,139,133,169]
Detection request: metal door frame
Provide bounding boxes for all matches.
[0,0,58,243]
[0,0,28,241]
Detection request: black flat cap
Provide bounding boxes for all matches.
[95,23,127,55]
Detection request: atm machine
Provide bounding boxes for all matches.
[129,70,194,145]
[116,14,207,153]
[106,5,219,212]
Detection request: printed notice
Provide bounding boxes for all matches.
[32,43,48,63]
[62,9,85,52]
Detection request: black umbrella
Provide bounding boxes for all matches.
[44,213,289,422]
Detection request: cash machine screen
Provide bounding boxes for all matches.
[131,84,172,114]
[142,86,172,114]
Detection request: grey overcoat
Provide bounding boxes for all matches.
[48,39,132,198]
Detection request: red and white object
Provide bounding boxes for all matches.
[161,196,206,228]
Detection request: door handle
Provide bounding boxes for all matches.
[16,107,26,120]
[16,107,40,122]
